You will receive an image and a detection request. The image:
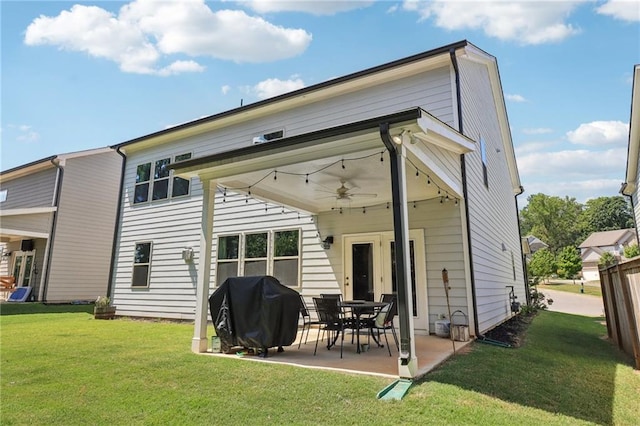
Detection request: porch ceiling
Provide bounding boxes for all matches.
[174,109,474,214]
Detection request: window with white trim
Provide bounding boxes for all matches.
[132,242,152,287]
[0,189,7,203]
[479,137,488,188]
[134,153,192,204]
[215,229,300,287]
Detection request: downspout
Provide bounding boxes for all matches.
[380,122,413,368]
[450,48,480,337]
[620,183,639,243]
[106,147,127,299]
[41,157,63,302]
[514,186,531,304]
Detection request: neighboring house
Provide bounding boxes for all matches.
[524,235,548,255]
[622,64,640,239]
[109,40,526,378]
[579,229,637,281]
[0,148,122,302]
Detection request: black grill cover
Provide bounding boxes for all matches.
[208,276,301,351]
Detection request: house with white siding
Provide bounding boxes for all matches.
[0,148,122,302]
[622,64,640,236]
[110,40,526,378]
[579,229,637,281]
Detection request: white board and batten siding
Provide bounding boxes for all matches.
[112,66,456,319]
[457,57,526,334]
[45,151,122,302]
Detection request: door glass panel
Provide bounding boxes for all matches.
[22,255,34,286]
[13,256,23,280]
[352,243,374,301]
[391,241,417,316]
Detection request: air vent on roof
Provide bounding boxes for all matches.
[253,129,284,145]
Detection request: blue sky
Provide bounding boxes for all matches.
[2,1,639,206]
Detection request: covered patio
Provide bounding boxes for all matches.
[204,329,473,379]
[173,107,476,379]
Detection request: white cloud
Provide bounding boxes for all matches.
[15,125,40,143]
[566,120,629,146]
[517,147,625,178]
[24,0,312,75]
[402,0,585,44]
[514,141,556,155]
[596,0,640,22]
[251,77,306,99]
[221,85,231,95]
[521,178,624,204]
[522,128,553,135]
[241,1,374,15]
[506,94,527,102]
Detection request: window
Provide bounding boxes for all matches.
[215,229,300,287]
[132,242,152,287]
[133,153,192,204]
[273,230,300,287]
[0,189,7,203]
[479,137,488,187]
[216,235,239,286]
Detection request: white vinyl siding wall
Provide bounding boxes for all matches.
[45,152,123,302]
[0,168,57,209]
[458,57,526,334]
[112,66,457,320]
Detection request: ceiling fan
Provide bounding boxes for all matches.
[321,180,377,201]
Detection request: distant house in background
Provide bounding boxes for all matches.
[0,148,122,302]
[578,229,637,281]
[621,64,640,237]
[524,235,548,254]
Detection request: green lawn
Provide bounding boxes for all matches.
[537,282,603,297]
[1,305,638,425]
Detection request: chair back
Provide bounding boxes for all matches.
[320,293,343,304]
[314,297,342,324]
[299,294,310,318]
[380,294,397,323]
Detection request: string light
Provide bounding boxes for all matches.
[362,206,366,214]
[341,159,345,169]
[305,174,309,184]
[416,169,419,178]
[273,171,277,181]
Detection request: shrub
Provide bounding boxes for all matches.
[520,287,553,316]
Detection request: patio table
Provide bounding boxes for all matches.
[340,300,388,354]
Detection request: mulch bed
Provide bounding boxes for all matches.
[482,313,536,347]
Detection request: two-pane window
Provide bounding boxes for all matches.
[216,230,300,287]
[132,242,152,287]
[134,153,192,204]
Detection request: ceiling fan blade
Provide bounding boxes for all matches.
[349,193,377,198]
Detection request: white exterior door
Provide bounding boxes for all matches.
[344,231,428,332]
[12,250,36,287]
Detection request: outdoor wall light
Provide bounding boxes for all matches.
[392,130,412,145]
[321,236,334,250]
[181,247,194,262]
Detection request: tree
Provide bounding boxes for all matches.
[623,243,640,259]
[528,248,556,283]
[598,251,617,267]
[520,193,582,253]
[556,246,582,282]
[578,196,634,241]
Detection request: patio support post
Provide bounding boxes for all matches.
[192,178,216,353]
[380,123,418,379]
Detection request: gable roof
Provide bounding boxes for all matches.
[578,228,636,249]
[525,235,548,252]
[622,64,640,195]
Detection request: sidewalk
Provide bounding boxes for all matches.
[542,288,605,317]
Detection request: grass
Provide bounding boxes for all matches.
[2,305,639,425]
[537,282,602,297]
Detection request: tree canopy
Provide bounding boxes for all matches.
[520,193,635,253]
[556,246,582,281]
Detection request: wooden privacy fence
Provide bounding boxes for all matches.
[599,258,640,369]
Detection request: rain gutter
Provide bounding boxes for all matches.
[107,147,127,299]
[449,48,480,337]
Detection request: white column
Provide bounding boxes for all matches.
[192,178,216,353]
[395,144,418,378]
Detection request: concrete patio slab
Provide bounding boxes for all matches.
[201,329,473,379]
